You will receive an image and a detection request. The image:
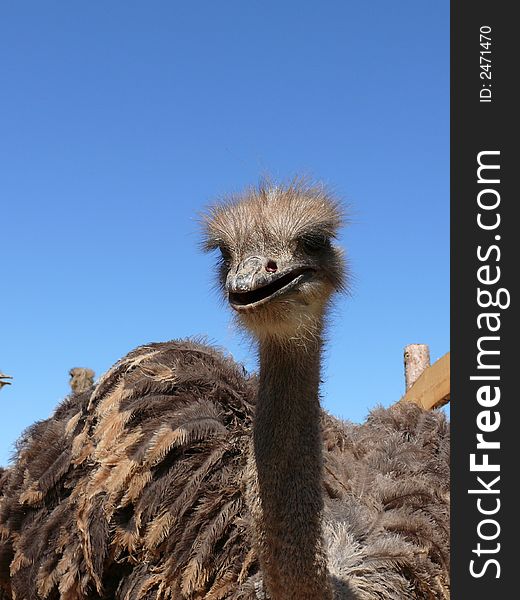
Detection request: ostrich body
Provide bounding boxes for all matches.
[0,182,450,600]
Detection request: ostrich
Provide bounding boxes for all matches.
[0,372,13,533]
[0,181,449,600]
[69,368,96,395]
[0,373,12,391]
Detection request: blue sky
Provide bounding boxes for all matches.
[0,1,449,466]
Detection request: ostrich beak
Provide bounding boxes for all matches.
[0,374,13,387]
[226,256,314,311]
[227,256,266,294]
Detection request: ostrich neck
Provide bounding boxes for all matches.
[252,330,332,600]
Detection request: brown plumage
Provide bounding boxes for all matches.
[0,180,449,600]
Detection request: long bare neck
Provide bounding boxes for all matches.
[251,328,332,600]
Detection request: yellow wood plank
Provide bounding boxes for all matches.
[400,352,450,410]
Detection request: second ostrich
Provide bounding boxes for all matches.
[0,181,449,600]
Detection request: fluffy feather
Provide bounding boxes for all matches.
[0,340,449,599]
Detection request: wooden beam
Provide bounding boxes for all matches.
[400,352,450,410]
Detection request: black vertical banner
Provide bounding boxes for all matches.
[451,2,516,598]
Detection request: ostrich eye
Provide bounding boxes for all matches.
[300,233,330,254]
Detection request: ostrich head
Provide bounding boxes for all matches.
[0,372,12,390]
[69,367,95,394]
[202,180,346,341]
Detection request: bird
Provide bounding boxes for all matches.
[0,373,12,391]
[0,180,449,600]
[69,368,96,395]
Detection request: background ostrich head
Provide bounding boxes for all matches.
[0,372,12,390]
[202,180,347,341]
[69,367,95,394]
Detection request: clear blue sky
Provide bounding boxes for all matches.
[0,1,449,466]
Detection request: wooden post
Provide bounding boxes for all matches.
[404,344,431,391]
[400,352,450,410]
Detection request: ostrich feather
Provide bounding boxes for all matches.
[0,340,449,600]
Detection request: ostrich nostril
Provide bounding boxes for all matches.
[265,260,278,273]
